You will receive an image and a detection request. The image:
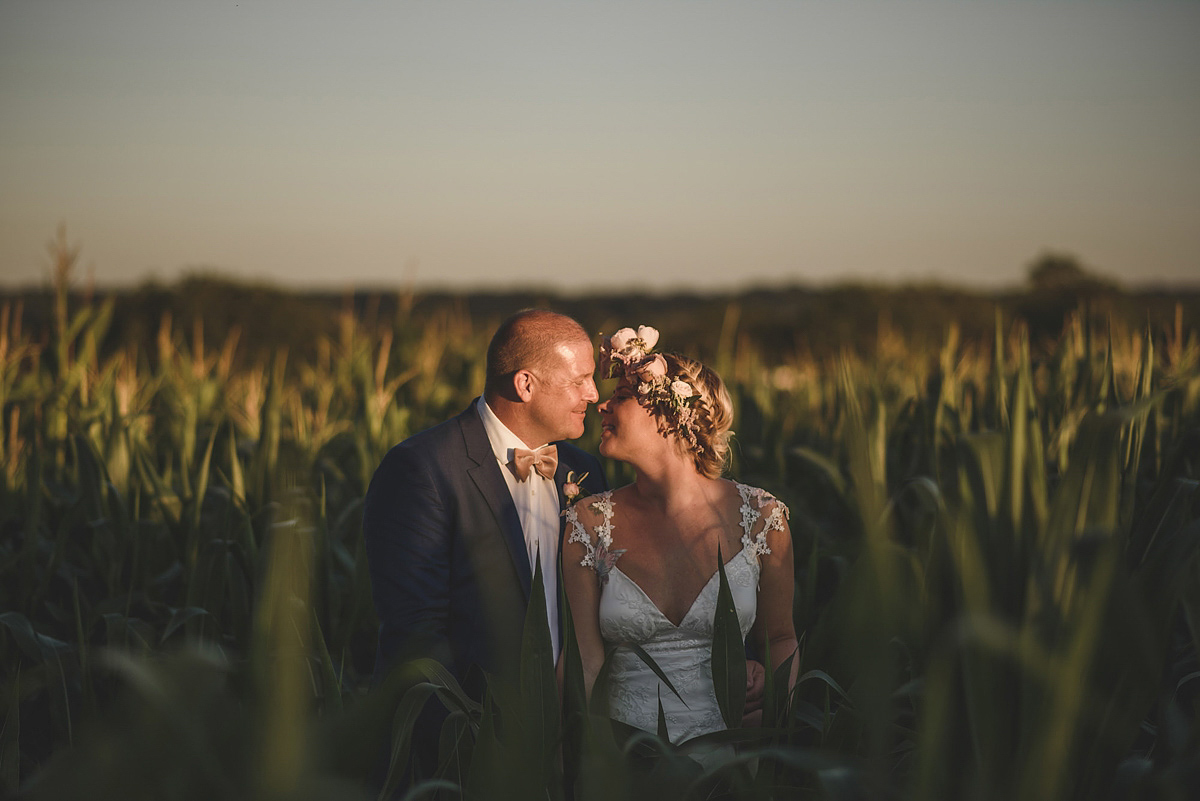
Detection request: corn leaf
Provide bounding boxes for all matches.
[711,544,747,730]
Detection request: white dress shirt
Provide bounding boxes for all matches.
[476,397,561,658]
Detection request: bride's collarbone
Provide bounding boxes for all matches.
[602,483,746,578]
[615,522,743,587]
[615,485,740,534]
[618,510,725,549]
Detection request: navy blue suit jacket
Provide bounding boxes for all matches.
[363,399,606,697]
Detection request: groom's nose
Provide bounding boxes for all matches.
[583,378,599,404]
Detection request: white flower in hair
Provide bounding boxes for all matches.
[671,380,694,399]
[637,326,660,348]
[610,328,637,350]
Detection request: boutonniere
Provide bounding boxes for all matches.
[562,470,589,508]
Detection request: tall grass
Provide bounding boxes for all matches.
[1,259,1198,799]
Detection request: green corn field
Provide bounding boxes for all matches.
[1,263,1198,800]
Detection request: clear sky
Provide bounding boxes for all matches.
[1,0,1197,292]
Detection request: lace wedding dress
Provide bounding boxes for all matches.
[565,483,789,745]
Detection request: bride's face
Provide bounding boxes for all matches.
[597,380,666,462]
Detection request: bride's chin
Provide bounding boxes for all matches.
[598,435,619,457]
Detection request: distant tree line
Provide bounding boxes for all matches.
[2,250,1195,372]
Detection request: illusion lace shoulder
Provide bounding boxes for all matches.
[565,483,789,745]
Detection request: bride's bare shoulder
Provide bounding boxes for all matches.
[713,477,748,514]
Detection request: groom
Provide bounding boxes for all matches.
[363,309,607,707]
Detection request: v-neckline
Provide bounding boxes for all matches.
[610,545,747,629]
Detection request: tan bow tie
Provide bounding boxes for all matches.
[509,444,559,481]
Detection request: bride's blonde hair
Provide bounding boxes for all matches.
[654,353,734,479]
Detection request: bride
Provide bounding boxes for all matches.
[562,326,799,746]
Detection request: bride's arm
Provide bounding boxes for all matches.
[751,500,800,691]
[561,506,607,699]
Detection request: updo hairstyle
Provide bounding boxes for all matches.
[653,353,734,479]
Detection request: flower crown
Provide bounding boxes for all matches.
[598,326,701,451]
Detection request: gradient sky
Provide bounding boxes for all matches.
[2,0,1197,292]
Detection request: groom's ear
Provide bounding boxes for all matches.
[513,369,536,402]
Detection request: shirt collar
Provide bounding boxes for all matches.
[476,396,550,465]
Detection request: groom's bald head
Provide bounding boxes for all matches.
[485,310,590,396]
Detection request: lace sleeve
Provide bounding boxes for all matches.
[566,491,616,569]
[565,503,596,568]
[737,484,790,560]
[567,492,626,589]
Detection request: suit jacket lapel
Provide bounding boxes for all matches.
[458,401,533,600]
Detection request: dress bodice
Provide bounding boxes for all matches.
[565,483,789,745]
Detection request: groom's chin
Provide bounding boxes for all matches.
[565,416,588,440]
